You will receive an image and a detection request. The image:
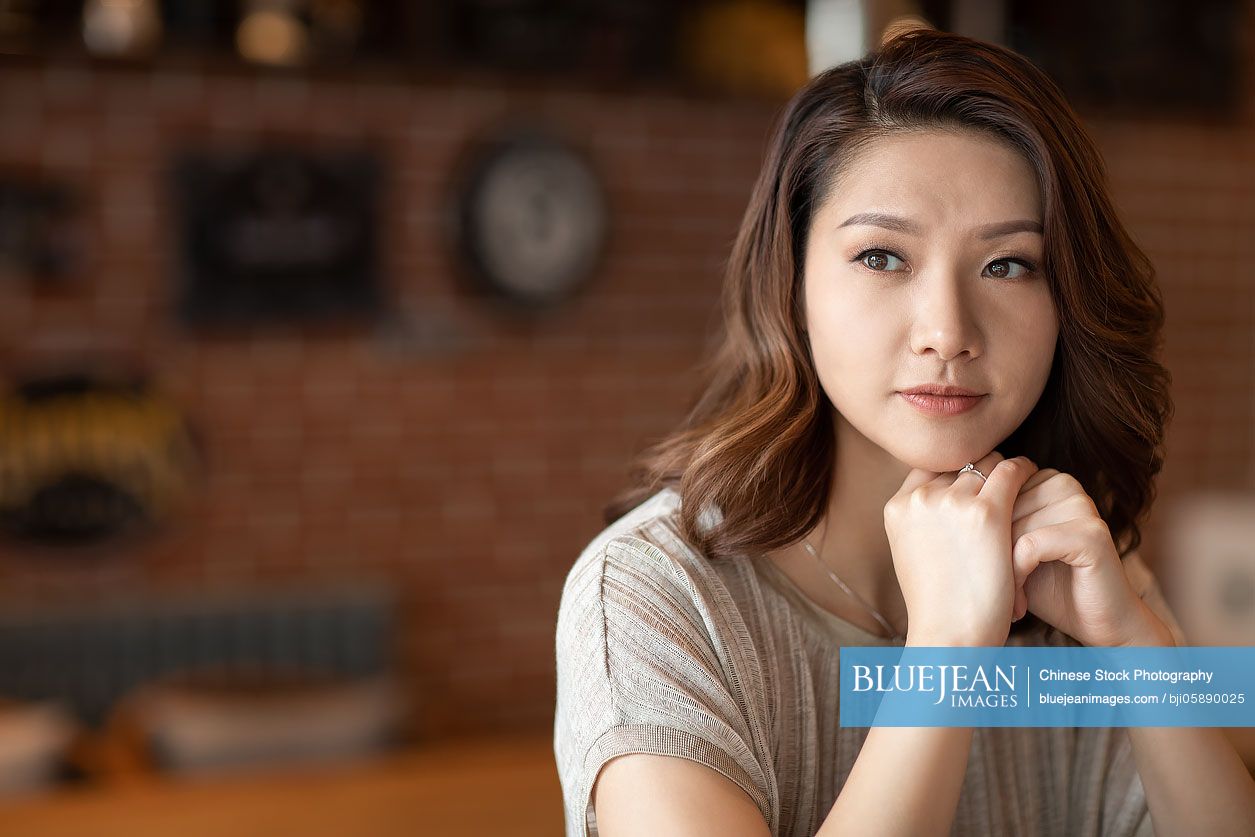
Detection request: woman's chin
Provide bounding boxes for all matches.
[842,412,1005,475]
[895,446,998,475]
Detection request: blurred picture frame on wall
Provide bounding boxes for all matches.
[171,147,383,330]
[0,175,82,286]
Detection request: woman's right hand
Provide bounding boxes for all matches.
[883,453,1040,646]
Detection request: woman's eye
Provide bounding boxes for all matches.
[857,250,905,272]
[985,258,1034,280]
[852,250,1037,279]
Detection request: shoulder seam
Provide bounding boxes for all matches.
[598,543,617,715]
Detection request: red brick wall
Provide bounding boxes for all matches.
[0,59,773,738]
[0,9,1251,738]
[1100,10,1255,517]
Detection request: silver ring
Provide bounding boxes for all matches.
[957,462,988,482]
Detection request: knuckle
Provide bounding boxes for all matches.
[885,494,914,520]
[996,460,1020,478]
[1069,494,1097,515]
[1058,473,1083,492]
[912,485,937,507]
[1087,517,1111,538]
[883,500,900,522]
[1037,467,1061,482]
[969,499,997,524]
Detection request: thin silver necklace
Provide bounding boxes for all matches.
[802,537,905,642]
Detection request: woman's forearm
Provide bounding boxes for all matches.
[1123,618,1255,836]
[816,723,973,837]
[817,630,990,837]
[1128,726,1255,836]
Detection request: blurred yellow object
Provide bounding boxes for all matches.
[237,0,310,67]
[679,0,809,98]
[0,376,200,544]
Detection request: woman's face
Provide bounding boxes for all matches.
[803,128,1058,472]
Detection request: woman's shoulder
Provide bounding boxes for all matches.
[556,485,758,653]
[553,488,780,837]
[572,484,679,555]
[560,486,731,599]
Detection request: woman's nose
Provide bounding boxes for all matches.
[908,273,983,361]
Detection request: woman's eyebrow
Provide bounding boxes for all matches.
[837,212,1043,239]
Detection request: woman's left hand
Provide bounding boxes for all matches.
[1009,467,1173,647]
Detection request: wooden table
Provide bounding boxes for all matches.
[0,732,564,836]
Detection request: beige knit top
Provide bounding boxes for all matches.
[553,486,1188,837]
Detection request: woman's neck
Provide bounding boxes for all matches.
[767,411,913,635]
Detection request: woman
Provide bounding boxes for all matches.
[553,27,1255,837]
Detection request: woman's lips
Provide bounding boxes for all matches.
[898,391,987,415]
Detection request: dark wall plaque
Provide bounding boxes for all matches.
[0,176,79,283]
[173,148,382,327]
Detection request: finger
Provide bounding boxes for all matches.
[976,456,1039,517]
[1012,472,1091,524]
[1013,585,1028,621]
[1011,536,1042,591]
[948,450,1005,495]
[894,467,941,498]
[1012,489,1051,524]
[1012,495,1098,544]
[1011,519,1102,587]
[1011,472,1056,521]
[1019,467,1058,495]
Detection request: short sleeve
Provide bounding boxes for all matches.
[1065,552,1186,836]
[553,536,775,837]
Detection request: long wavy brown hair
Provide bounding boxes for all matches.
[603,28,1172,636]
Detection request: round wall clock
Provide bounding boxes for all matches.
[450,127,609,313]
